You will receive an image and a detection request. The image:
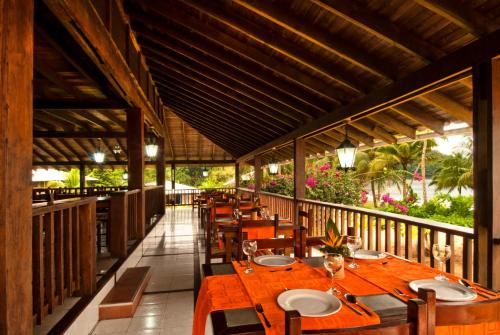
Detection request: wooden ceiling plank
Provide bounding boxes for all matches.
[369,114,416,139]
[132,19,333,112]
[45,138,74,162]
[34,60,85,99]
[414,0,500,37]
[33,131,126,138]
[147,57,300,128]
[156,77,284,136]
[137,32,324,118]
[142,46,312,123]
[350,120,397,144]
[58,138,84,161]
[158,83,280,138]
[36,111,80,131]
[163,113,176,160]
[232,0,394,79]
[33,98,128,110]
[175,0,368,93]
[418,91,472,124]
[128,0,352,103]
[35,138,66,161]
[309,0,446,61]
[39,110,90,131]
[181,121,188,159]
[391,105,445,135]
[339,125,375,147]
[94,110,127,130]
[34,142,58,162]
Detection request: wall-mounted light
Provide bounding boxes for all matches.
[145,127,159,158]
[122,170,129,180]
[113,144,122,155]
[202,167,209,177]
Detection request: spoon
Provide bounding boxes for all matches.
[270,267,293,272]
[459,279,490,298]
[255,303,271,328]
[344,294,373,315]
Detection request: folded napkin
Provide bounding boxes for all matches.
[357,294,407,320]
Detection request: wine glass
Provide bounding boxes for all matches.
[324,253,344,295]
[347,236,362,269]
[432,244,451,281]
[233,209,239,220]
[242,240,258,274]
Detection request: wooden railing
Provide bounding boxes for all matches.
[109,189,141,257]
[145,185,166,226]
[237,188,475,280]
[33,187,127,201]
[165,188,236,206]
[32,198,97,325]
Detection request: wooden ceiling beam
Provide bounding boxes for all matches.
[306,139,327,154]
[163,113,176,160]
[340,125,375,147]
[151,67,292,132]
[309,0,446,61]
[166,105,253,156]
[369,114,417,139]
[93,110,127,130]
[147,56,300,128]
[35,111,80,131]
[164,96,265,149]
[232,0,394,79]
[34,131,126,138]
[173,0,369,93]
[127,0,352,103]
[238,27,500,161]
[311,135,338,151]
[132,19,332,113]
[157,82,280,138]
[70,111,111,131]
[413,0,499,37]
[34,60,85,99]
[324,129,360,147]
[44,138,74,162]
[33,142,57,162]
[350,120,397,144]
[58,138,84,161]
[34,98,129,110]
[142,46,312,123]
[181,121,188,159]
[34,139,65,162]
[417,91,472,124]
[390,105,445,135]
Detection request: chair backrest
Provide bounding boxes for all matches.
[285,298,428,335]
[298,206,313,228]
[418,287,500,335]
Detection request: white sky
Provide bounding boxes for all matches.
[433,123,471,155]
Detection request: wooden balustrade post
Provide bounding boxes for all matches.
[79,163,86,196]
[294,139,305,226]
[0,0,34,332]
[78,201,97,296]
[473,58,500,289]
[127,107,145,238]
[109,192,128,258]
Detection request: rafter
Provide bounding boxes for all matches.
[418,91,472,124]
[350,120,397,144]
[391,105,445,135]
[369,114,416,139]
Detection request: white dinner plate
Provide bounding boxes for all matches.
[409,279,477,301]
[353,250,386,260]
[277,289,342,317]
[253,255,296,267]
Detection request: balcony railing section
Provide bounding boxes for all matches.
[32,198,97,325]
[145,185,166,226]
[236,188,475,280]
[165,188,236,206]
[33,187,127,202]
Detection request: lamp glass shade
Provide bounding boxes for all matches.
[122,171,128,180]
[336,139,357,169]
[145,143,159,158]
[112,144,121,155]
[93,151,105,163]
[202,169,209,177]
[268,162,279,175]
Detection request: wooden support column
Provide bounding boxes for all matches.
[171,163,176,190]
[473,59,500,290]
[294,139,306,225]
[0,0,33,333]
[127,108,145,238]
[79,163,85,195]
[156,138,166,214]
[235,162,240,190]
[254,156,262,194]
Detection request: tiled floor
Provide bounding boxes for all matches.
[92,208,200,335]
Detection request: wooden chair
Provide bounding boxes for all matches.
[418,287,500,335]
[285,298,428,335]
[204,203,226,264]
[298,206,313,255]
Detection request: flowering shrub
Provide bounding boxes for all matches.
[360,191,368,204]
[306,168,363,205]
[262,175,293,196]
[380,193,409,214]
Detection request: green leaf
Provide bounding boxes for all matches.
[327,217,341,237]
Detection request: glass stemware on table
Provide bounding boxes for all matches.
[324,253,344,295]
[242,240,258,274]
[347,236,362,269]
[432,243,451,281]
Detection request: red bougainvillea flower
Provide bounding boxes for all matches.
[306,176,318,188]
[413,171,423,181]
[360,191,368,204]
[270,180,277,187]
[335,171,341,178]
[320,163,332,171]
[248,183,255,190]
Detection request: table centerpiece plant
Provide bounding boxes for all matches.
[320,218,349,279]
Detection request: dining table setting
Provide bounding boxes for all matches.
[194,239,499,335]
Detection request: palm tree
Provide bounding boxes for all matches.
[376,141,424,198]
[430,152,473,195]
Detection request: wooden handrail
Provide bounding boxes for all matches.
[32,197,97,325]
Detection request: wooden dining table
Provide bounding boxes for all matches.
[217,217,294,262]
[194,255,500,335]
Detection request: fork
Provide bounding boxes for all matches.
[255,303,272,328]
[393,288,411,298]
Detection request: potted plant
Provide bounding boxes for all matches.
[320,218,349,279]
[250,197,263,220]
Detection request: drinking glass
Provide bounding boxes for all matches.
[324,253,344,295]
[432,244,451,281]
[347,236,362,269]
[233,209,239,220]
[242,240,258,274]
